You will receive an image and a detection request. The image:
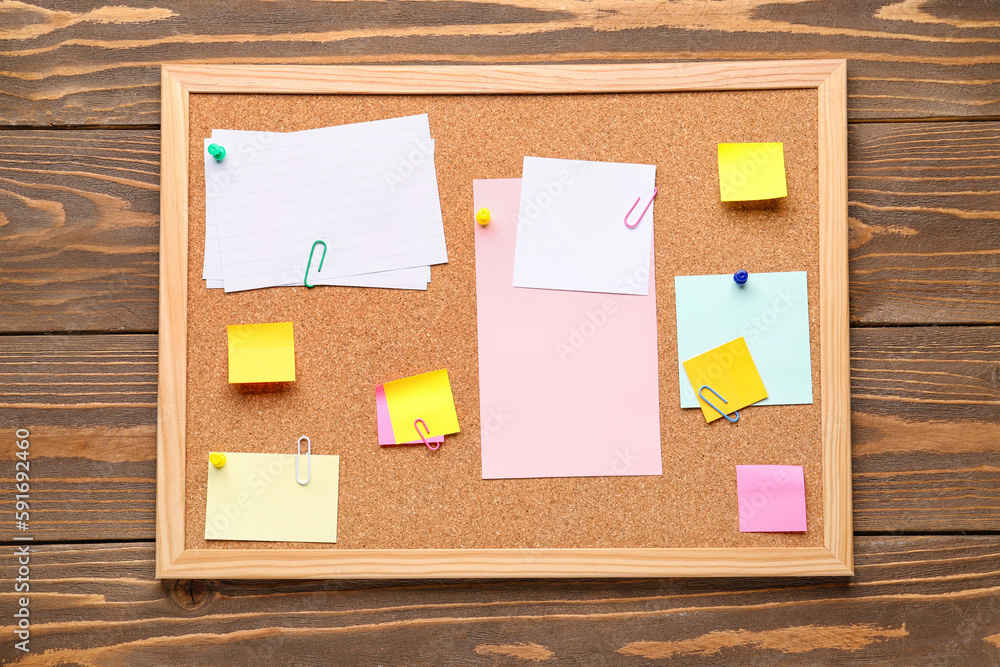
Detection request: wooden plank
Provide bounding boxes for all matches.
[0,335,156,543]
[0,130,159,333]
[1,536,999,664]
[0,334,156,428]
[851,326,1000,533]
[1,326,995,543]
[849,122,1000,326]
[167,60,844,93]
[2,1,999,125]
[818,62,851,569]
[3,121,997,335]
[157,67,189,575]
[0,426,155,542]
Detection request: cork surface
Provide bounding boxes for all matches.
[186,90,822,550]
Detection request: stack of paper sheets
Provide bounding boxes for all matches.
[203,114,447,292]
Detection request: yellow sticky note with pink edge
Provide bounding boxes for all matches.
[382,369,460,442]
[683,337,767,423]
[227,322,296,384]
[718,142,787,201]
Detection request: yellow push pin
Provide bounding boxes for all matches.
[209,452,226,468]
[475,207,490,226]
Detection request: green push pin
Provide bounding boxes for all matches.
[207,143,226,161]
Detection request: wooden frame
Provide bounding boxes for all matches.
[158,61,850,579]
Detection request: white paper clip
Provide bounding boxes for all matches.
[295,435,311,485]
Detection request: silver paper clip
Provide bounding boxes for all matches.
[295,435,311,484]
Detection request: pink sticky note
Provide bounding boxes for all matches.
[376,384,444,446]
[736,465,807,532]
[474,179,662,478]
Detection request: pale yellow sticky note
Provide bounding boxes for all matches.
[205,452,339,543]
[683,337,768,423]
[718,142,787,202]
[383,369,460,441]
[227,322,295,384]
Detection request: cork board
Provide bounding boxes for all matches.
[157,62,851,578]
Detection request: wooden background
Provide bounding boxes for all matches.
[0,1,997,663]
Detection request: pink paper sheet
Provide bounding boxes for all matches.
[376,384,444,446]
[735,465,808,532]
[474,179,662,478]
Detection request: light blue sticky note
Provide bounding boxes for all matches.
[675,272,813,408]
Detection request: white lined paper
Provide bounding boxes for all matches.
[201,115,445,292]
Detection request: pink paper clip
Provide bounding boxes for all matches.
[624,187,658,229]
[414,419,440,451]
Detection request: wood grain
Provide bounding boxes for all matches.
[849,122,1000,326]
[166,60,845,93]
[851,327,1000,424]
[0,334,155,429]
[851,326,1000,533]
[0,334,155,542]
[3,122,995,335]
[1,326,995,543]
[2,0,999,126]
[1,536,999,664]
[817,61,851,569]
[0,130,159,333]
[157,66,189,575]
[0,1,996,658]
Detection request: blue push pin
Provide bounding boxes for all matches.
[207,143,226,162]
[734,270,749,286]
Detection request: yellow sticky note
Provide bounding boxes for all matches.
[718,142,787,202]
[205,452,339,543]
[383,369,460,441]
[227,322,295,384]
[683,337,768,423]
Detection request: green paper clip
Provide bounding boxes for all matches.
[304,240,327,288]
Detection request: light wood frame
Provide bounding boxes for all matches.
[158,61,851,579]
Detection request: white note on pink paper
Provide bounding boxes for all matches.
[475,179,663,479]
[512,157,657,296]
